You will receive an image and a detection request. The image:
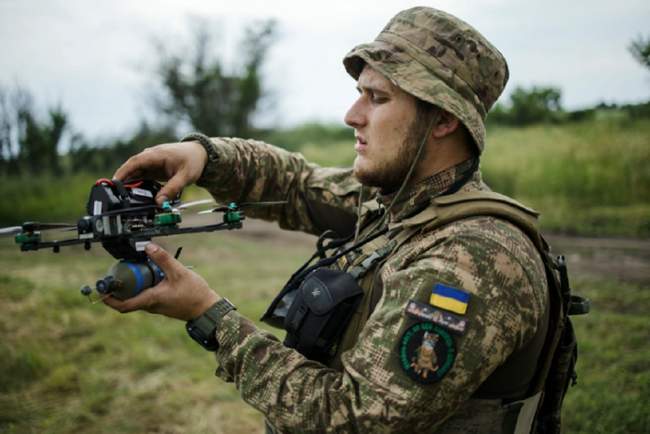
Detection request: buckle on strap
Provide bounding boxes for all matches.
[348,241,396,279]
[568,295,591,315]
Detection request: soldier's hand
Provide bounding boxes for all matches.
[113,141,208,206]
[103,243,220,321]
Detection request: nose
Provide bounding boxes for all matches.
[344,96,366,129]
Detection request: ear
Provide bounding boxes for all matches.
[431,110,461,139]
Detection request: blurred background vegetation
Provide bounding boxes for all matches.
[0,19,648,434]
[1,21,649,237]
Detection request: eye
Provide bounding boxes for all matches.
[369,91,388,104]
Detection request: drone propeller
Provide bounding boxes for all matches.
[239,200,288,208]
[0,221,76,236]
[176,198,215,210]
[23,222,77,231]
[198,201,287,215]
[0,226,22,236]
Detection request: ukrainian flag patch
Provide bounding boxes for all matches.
[430,283,470,315]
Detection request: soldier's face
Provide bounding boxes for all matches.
[345,65,420,192]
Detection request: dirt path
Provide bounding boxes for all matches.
[215,217,650,286]
[545,234,650,285]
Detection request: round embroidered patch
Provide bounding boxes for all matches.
[398,322,456,384]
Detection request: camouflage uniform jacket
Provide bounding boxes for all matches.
[196,138,548,434]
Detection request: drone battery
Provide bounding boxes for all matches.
[87,184,122,216]
[97,259,165,300]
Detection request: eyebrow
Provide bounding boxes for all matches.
[356,83,392,95]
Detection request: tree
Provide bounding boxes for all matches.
[509,86,563,125]
[629,35,650,71]
[0,90,13,172]
[152,19,276,137]
[487,86,564,126]
[0,85,67,175]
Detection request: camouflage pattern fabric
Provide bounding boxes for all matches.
[196,137,548,433]
[196,137,364,237]
[343,7,509,153]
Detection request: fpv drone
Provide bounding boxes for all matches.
[1,178,284,301]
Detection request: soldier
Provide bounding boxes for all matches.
[106,7,553,433]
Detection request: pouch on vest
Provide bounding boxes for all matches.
[261,225,389,363]
[282,268,364,362]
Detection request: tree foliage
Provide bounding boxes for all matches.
[152,19,276,137]
[488,86,564,126]
[0,20,278,178]
[629,34,650,70]
[0,86,67,175]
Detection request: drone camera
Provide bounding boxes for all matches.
[90,259,165,300]
[95,275,116,294]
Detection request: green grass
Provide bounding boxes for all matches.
[1,229,648,433]
[0,231,313,433]
[482,118,650,237]
[296,118,650,237]
[562,277,650,433]
[0,173,96,226]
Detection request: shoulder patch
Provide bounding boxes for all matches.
[405,300,468,334]
[398,322,456,384]
[430,283,470,315]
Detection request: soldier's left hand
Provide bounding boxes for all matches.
[103,243,220,321]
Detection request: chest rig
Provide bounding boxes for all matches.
[263,191,589,434]
[261,190,588,433]
[260,204,395,364]
[262,190,542,365]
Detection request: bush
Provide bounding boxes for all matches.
[488,86,565,126]
[0,173,95,226]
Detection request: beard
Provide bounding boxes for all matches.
[353,112,433,193]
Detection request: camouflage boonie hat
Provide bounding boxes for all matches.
[343,7,509,152]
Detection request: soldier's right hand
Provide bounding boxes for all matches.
[113,141,208,205]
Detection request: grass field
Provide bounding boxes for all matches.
[481,119,650,237]
[0,222,648,433]
[299,118,650,237]
[0,226,313,434]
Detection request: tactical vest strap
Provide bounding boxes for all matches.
[330,222,433,366]
[529,254,565,396]
[512,392,543,434]
[387,191,546,253]
[437,192,541,245]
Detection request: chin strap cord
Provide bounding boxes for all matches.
[354,186,364,242]
[355,111,440,241]
[383,113,438,217]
